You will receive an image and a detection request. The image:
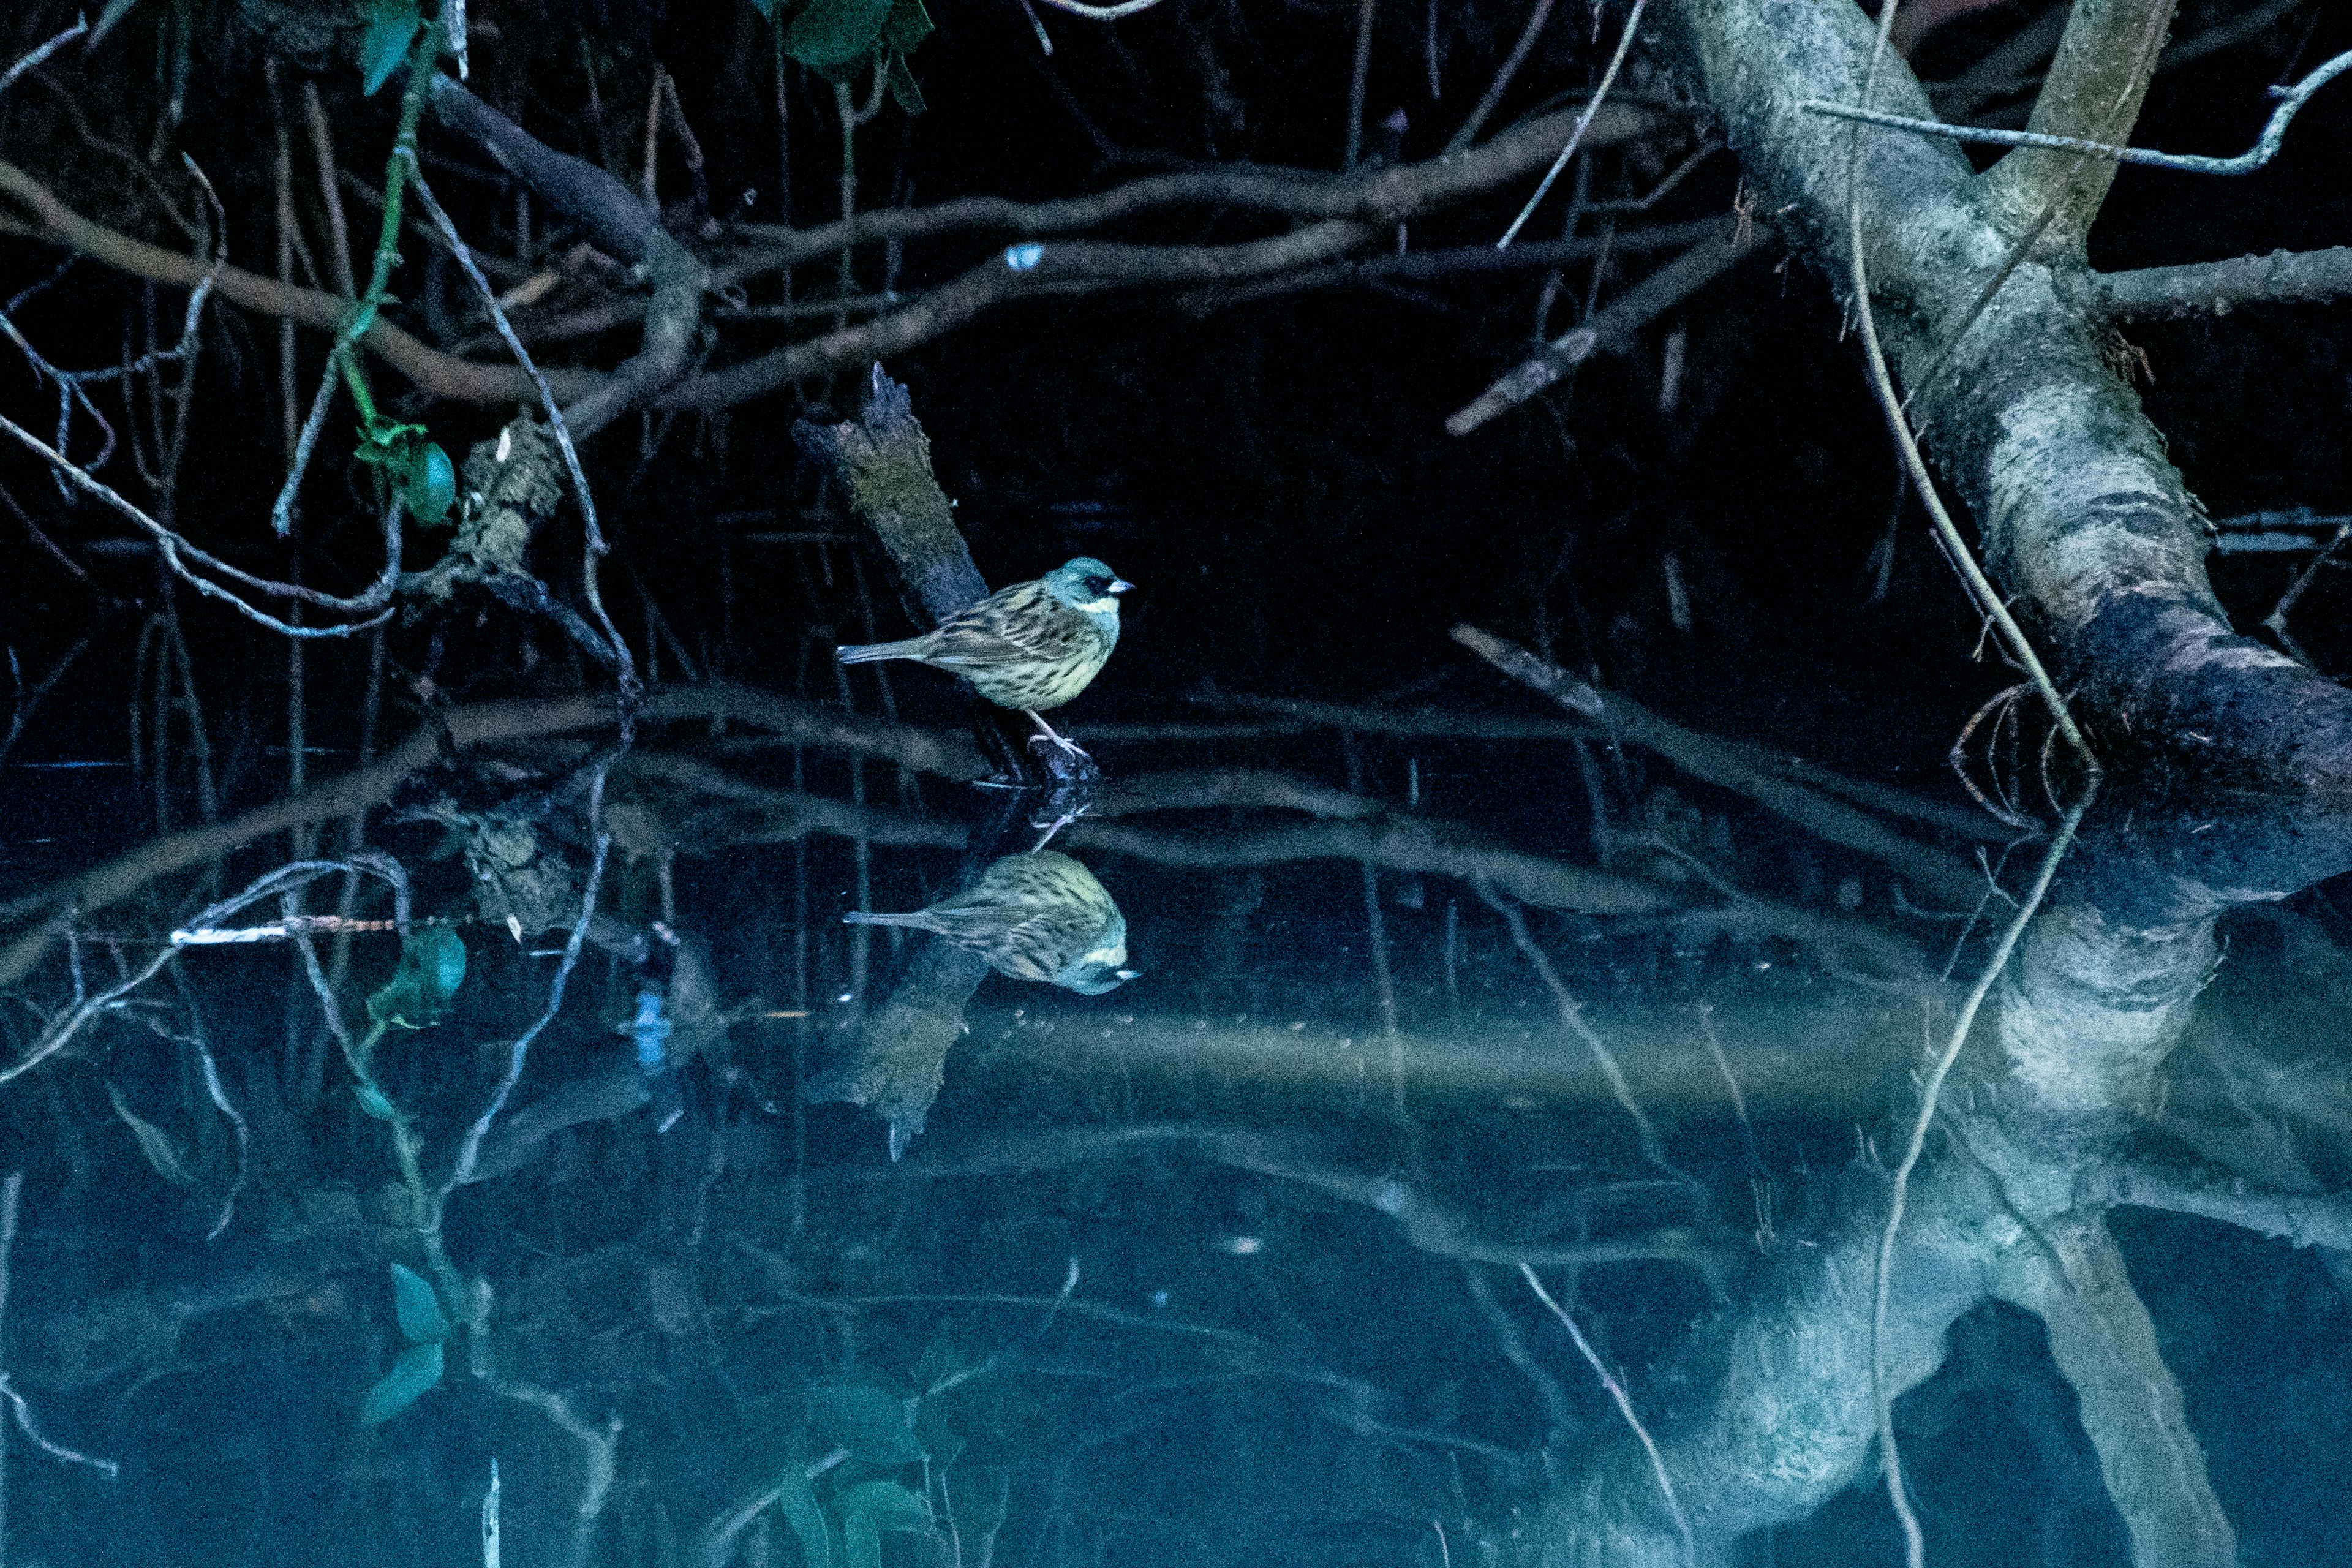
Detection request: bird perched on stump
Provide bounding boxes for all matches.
[835,557,1130,761]
[843,850,1137,995]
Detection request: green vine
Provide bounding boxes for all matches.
[337,12,456,529]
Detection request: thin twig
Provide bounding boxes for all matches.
[1496,0,1650,248]
[271,61,300,470]
[194,1035,250,1240]
[641,67,664,213]
[0,860,372,1087]
[1518,1264,1694,1562]
[1448,0,1558,153]
[1344,0,1376,171]
[439,814,612,1200]
[0,1382,116,1479]
[0,410,397,637]
[0,633,93,771]
[1870,786,2092,1568]
[0,21,85,102]
[402,160,627,685]
[1840,39,2095,777]
[301,81,358,297]
[2262,522,2347,641]
[1803,45,2352,176]
[1844,18,1936,1561]
[1480,886,1673,1174]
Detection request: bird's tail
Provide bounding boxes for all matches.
[842,911,933,929]
[836,638,927,665]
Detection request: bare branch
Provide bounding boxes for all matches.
[0,159,594,404]
[0,411,399,637]
[1803,45,2352,184]
[725,98,1662,270]
[1446,225,1762,434]
[426,77,709,439]
[1496,0,1653,248]
[2097,243,2352,317]
[1981,0,2174,241]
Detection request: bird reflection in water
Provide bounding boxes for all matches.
[844,850,1138,995]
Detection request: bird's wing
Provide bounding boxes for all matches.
[920,901,1039,947]
[919,582,1088,674]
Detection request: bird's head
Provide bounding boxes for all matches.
[1042,557,1133,617]
[1055,924,1140,995]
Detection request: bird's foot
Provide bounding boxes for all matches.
[1028,794,1093,851]
[1026,729,1101,784]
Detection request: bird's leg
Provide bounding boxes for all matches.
[1028,794,1092,851]
[1025,710,1093,763]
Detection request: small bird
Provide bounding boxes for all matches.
[835,557,1131,758]
[843,850,1139,995]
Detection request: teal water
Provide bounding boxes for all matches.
[3,725,2350,1568]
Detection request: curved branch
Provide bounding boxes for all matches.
[1802,44,2352,184]
[3,97,1670,423]
[427,77,709,439]
[1064,816,1674,916]
[0,160,596,405]
[1030,0,1171,15]
[722,99,1664,271]
[664,222,1373,410]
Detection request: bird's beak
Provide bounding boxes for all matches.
[1108,579,1133,594]
[1115,968,1141,981]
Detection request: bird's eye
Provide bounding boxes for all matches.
[1086,575,1112,595]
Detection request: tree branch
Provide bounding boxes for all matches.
[1445,226,1763,434]
[666,222,1376,410]
[2097,243,2352,317]
[1981,0,2174,243]
[428,77,708,440]
[722,99,1664,271]
[1992,1213,2234,1564]
[0,159,594,405]
[1657,0,2352,799]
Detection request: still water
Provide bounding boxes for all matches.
[2,669,2348,1568]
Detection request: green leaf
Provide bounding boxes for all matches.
[879,0,932,57]
[360,0,423,96]
[368,925,468,1029]
[807,1380,922,1468]
[355,422,457,527]
[783,0,894,70]
[836,1481,930,1568]
[775,1466,834,1568]
[884,54,925,118]
[390,1262,449,1345]
[359,1338,444,1425]
[354,1082,398,1121]
[402,441,456,527]
[105,1082,198,1186]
